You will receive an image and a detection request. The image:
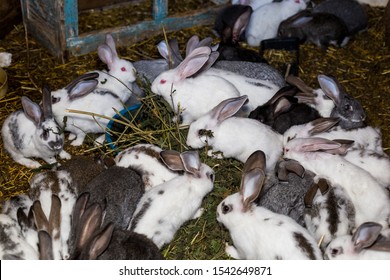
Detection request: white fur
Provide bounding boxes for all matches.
[205,68,281,111]
[284,138,390,228]
[115,144,179,189]
[217,193,323,259]
[324,228,390,260]
[0,52,12,67]
[343,148,390,187]
[128,162,214,248]
[2,105,70,168]
[304,184,355,249]
[245,0,308,46]
[29,170,77,259]
[187,115,283,172]
[283,122,383,153]
[51,87,125,146]
[151,66,240,125]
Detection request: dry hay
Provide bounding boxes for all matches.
[0,2,389,259]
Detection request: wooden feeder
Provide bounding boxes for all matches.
[20,0,227,61]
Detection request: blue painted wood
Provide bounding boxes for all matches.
[20,0,227,60]
[64,0,79,39]
[67,6,223,56]
[153,0,168,22]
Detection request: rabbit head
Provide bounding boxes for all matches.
[217,150,266,227]
[97,34,136,87]
[186,95,248,149]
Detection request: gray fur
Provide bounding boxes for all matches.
[82,166,144,230]
[255,163,315,227]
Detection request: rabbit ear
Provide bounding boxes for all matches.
[195,51,219,75]
[159,150,185,171]
[308,117,340,136]
[104,34,118,58]
[299,137,343,153]
[64,72,99,92]
[242,150,266,175]
[72,192,90,233]
[286,75,314,93]
[168,38,183,64]
[317,178,331,195]
[68,79,99,100]
[21,96,42,126]
[291,15,313,27]
[277,159,305,181]
[32,200,49,232]
[76,203,104,252]
[330,139,354,154]
[186,35,200,57]
[42,85,53,119]
[352,222,383,253]
[232,6,252,43]
[210,95,249,124]
[240,150,266,210]
[180,150,201,176]
[38,230,54,260]
[273,97,292,117]
[176,46,211,80]
[98,44,115,68]
[317,75,342,105]
[48,194,61,239]
[83,223,114,260]
[304,183,318,208]
[266,85,299,106]
[240,168,265,211]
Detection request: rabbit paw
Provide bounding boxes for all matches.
[68,133,76,141]
[70,134,86,146]
[207,149,224,159]
[225,243,241,259]
[192,208,204,219]
[94,134,105,147]
[59,150,72,160]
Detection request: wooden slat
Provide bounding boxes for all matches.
[66,6,223,56]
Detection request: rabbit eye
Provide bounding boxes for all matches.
[160,79,166,84]
[222,203,232,214]
[331,247,342,257]
[121,67,126,72]
[344,104,353,111]
[42,129,50,140]
[52,96,60,104]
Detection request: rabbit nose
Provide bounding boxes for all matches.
[49,141,63,151]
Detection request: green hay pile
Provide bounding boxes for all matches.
[0,2,389,260]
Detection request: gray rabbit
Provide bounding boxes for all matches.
[278,10,350,50]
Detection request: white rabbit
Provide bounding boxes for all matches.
[0,195,39,260]
[186,95,283,172]
[29,170,77,259]
[342,148,390,188]
[216,150,323,259]
[115,143,180,189]
[245,0,308,46]
[151,46,241,124]
[283,117,384,153]
[1,85,71,168]
[324,222,390,260]
[128,150,215,248]
[94,33,136,103]
[51,72,126,146]
[284,137,390,228]
[304,178,356,249]
[205,67,281,112]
